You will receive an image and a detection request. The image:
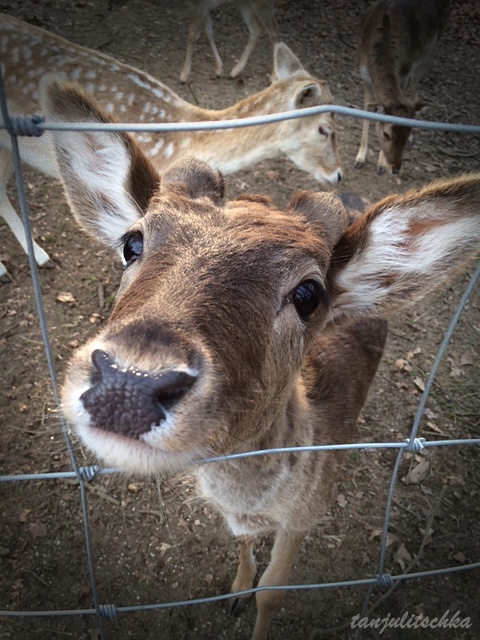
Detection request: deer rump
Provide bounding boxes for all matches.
[43,78,480,640]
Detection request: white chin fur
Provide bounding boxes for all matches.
[317,168,342,184]
[77,424,203,475]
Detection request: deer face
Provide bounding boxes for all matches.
[278,80,342,184]
[284,112,341,184]
[61,159,349,473]
[378,122,413,173]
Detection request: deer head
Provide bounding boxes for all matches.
[378,103,415,174]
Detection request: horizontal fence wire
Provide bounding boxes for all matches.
[1,68,479,639]
[2,436,480,484]
[6,103,480,135]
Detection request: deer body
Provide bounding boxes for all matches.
[355,0,451,174]
[180,0,277,82]
[42,80,480,639]
[0,14,340,279]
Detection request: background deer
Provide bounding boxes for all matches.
[355,0,451,174]
[179,0,277,82]
[43,79,480,639]
[0,14,341,279]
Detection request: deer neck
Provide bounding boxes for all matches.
[196,380,316,534]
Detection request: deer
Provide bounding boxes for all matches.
[179,0,277,82]
[355,0,451,174]
[41,78,480,639]
[0,14,341,280]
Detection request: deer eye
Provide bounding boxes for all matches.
[291,279,326,320]
[383,131,391,141]
[318,125,330,138]
[123,231,143,266]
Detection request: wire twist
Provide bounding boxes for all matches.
[7,115,45,137]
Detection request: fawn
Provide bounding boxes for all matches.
[42,78,479,639]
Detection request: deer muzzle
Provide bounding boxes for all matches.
[80,349,197,439]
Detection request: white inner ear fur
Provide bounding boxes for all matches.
[54,129,142,245]
[331,203,479,318]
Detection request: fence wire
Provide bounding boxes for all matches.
[0,67,479,640]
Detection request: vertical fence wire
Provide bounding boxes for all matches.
[0,67,107,639]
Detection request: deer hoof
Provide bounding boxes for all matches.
[228,595,249,617]
[40,259,57,270]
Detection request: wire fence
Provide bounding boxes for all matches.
[1,66,479,640]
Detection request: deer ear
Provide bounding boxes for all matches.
[294,83,321,108]
[40,76,160,248]
[327,175,480,323]
[161,157,225,205]
[272,42,306,80]
[287,191,349,250]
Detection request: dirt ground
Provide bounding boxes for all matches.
[0,0,479,639]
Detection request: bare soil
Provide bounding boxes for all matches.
[0,1,479,639]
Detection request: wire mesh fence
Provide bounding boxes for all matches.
[1,64,479,640]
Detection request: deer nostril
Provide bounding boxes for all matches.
[80,349,197,439]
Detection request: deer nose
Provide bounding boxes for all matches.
[80,349,197,439]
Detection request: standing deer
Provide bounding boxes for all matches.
[179,0,277,82]
[355,0,451,174]
[44,79,480,639]
[0,14,341,279]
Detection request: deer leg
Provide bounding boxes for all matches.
[203,14,224,77]
[229,535,257,616]
[180,10,206,83]
[354,90,376,169]
[230,9,262,78]
[376,148,390,175]
[251,529,305,640]
[0,149,52,277]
